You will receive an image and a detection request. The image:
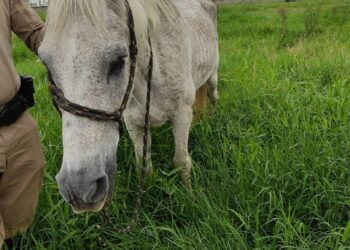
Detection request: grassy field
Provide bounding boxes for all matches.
[10,0,350,249]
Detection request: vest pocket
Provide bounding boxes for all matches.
[0,153,6,173]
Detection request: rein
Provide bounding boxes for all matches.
[46,1,152,233]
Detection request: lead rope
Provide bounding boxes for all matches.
[102,30,153,234]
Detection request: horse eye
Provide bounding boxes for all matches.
[108,57,125,75]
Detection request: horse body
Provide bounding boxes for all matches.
[129,0,218,123]
[39,0,218,213]
[125,0,219,192]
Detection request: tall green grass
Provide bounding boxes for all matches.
[9,0,350,249]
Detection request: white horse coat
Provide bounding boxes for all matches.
[39,0,219,213]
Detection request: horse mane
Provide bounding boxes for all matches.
[45,0,171,43]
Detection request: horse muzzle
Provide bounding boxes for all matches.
[55,165,110,213]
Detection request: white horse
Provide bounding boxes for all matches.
[39,0,219,213]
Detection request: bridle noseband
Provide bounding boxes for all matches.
[46,1,153,233]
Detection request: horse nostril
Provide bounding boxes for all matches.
[82,175,109,203]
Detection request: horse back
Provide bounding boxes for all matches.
[173,0,218,89]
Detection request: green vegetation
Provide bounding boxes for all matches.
[11,0,350,248]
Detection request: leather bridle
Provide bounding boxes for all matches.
[48,1,139,135]
[46,0,153,233]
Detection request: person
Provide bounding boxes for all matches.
[0,0,45,248]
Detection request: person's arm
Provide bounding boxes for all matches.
[10,0,45,55]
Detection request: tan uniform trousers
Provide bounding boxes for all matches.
[0,112,44,248]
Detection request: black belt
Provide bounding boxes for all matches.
[0,76,35,127]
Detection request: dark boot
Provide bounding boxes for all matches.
[4,239,13,250]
